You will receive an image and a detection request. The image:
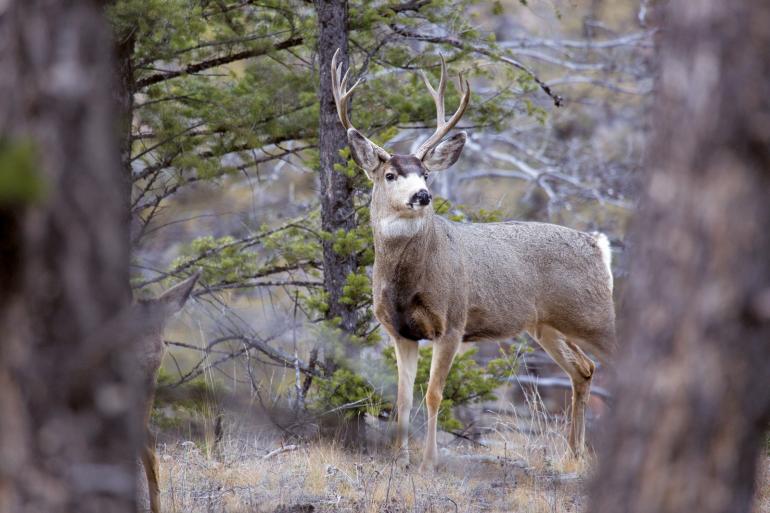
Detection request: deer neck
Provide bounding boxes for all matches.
[371,207,437,287]
[372,204,435,245]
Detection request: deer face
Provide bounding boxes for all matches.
[348,130,467,218]
[134,272,199,385]
[331,50,471,221]
[379,155,431,214]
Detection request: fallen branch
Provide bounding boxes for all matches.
[508,374,612,401]
[262,444,300,460]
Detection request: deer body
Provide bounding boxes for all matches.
[372,194,614,470]
[373,215,614,348]
[330,50,615,470]
[134,273,199,513]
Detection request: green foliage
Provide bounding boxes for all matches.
[120,0,556,421]
[383,344,525,431]
[0,139,43,204]
[152,368,223,432]
[171,235,258,284]
[487,339,533,378]
[340,271,371,308]
[313,368,388,419]
[433,196,504,224]
[264,220,323,268]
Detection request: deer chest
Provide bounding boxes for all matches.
[374,286,444,342]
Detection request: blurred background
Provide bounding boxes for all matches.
[5,0,769,512]
[121,1,655,507]
[126,0,649,433]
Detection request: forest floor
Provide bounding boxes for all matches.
[140,400,770,513]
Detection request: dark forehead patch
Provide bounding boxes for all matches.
[389,154,424,177]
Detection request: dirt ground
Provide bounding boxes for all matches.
[139,399,770,513]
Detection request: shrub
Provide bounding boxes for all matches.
[383,343,526,431]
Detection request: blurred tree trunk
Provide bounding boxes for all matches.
[313,0,360,340]
[313,0,368,446]
[114,28,136,241]
[589,2,770,513]
[0,1,140,512]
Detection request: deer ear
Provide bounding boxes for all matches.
[347,128,383,179]
[157,271,200,317]
[422,132,466,171]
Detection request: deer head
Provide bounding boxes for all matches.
[134,271,200,386]
[331,50,470,222]
[133,271,199,513]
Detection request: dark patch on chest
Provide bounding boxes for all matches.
[389,154,425,177]
[378,290,442,341]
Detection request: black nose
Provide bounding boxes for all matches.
[412,189,432,206]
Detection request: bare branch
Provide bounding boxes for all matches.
[389,24,564,107]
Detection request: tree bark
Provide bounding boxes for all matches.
[589,2,770,513]
[313,0,360,339]
[0,2,140,512]
[114,26,136,240]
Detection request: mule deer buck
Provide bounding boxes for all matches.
[331,50,616,471]
[134,272,200,513]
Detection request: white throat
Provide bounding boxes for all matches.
[377,215,426,240]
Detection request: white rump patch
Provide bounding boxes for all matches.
[592,232,613,291]
[378,215,426,239]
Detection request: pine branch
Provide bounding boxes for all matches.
[133,217,315,288]
[134,35,303,89]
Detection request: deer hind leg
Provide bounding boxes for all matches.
[420,333,462,472]
[535,325,595,457]
[141,428,161,513]
[393,336,419,466]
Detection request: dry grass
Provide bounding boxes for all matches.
[140,389,770,513]
[139,387,596,513]
[149,435,585,513]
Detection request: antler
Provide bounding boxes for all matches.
[330,49,390,160]
[414,55,471,160]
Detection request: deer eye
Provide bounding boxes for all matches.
[423,172,429,179]
[385,173,396,181]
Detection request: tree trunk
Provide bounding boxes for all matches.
[113,27,136,242]
[589,2,770,513]
[0,2,140,512]
[313,0,360,340]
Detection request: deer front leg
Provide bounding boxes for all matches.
[420,333,461,472]
[141,428,161,513]
[393,336,419,466]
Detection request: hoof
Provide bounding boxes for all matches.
[567,443,586,460]
[418,460,437,473]
[394,448,411,469]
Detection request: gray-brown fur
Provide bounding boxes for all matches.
[373,213,616,360]
[389,155,425,178]
[134,272,200,513]
[369,169,615,471]
[331,51,615,470]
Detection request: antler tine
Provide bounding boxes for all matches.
[331,49,362,129]
[329,48,391,160]
[419,54,448,127]
[415,59,471,160]
[331,49,348,128]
